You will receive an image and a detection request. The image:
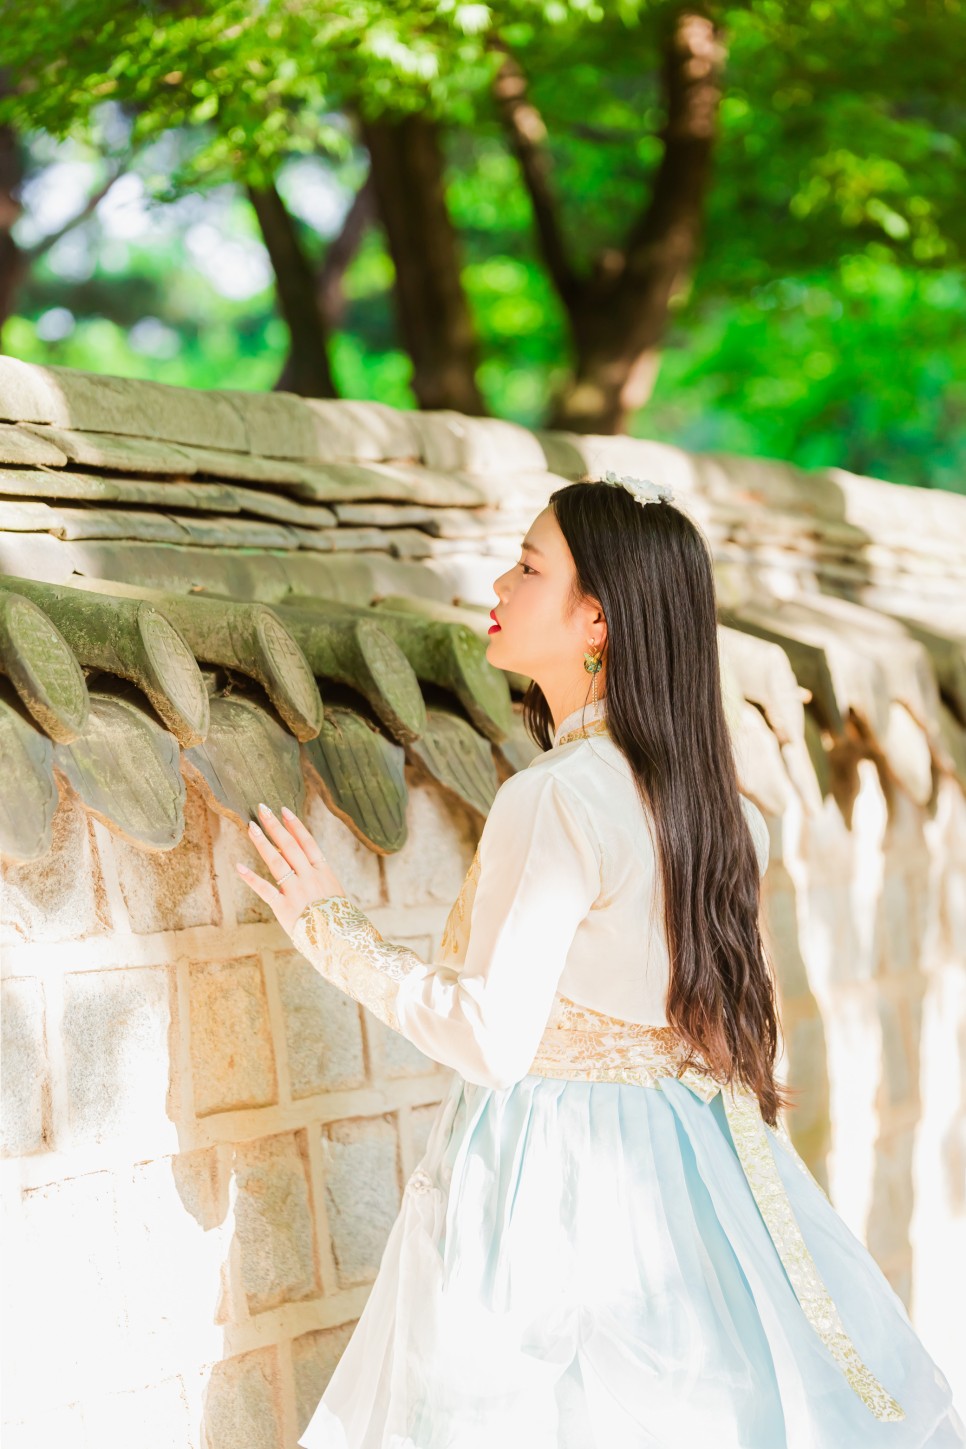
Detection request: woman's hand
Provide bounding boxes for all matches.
[235,802,348,937]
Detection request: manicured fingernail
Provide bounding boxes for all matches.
[281,805,295,819]
[259,802,274,816]
[249,821,262,834]
[235,862,247,873]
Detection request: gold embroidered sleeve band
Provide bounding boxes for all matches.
[289,771,602,1092]
[290,895,421,1033]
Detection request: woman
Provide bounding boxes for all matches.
[237,475,964,1448]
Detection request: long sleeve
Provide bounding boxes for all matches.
[289,769,602,1090]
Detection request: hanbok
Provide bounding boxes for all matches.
[291,696,965,1448]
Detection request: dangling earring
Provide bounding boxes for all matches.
[583,638,603,705]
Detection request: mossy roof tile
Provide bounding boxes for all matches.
[0,359,963,862]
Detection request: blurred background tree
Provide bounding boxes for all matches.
[1,0,963,491]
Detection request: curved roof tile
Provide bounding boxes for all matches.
[0,358,963,863]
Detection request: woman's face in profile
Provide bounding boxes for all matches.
[487,506,599,684]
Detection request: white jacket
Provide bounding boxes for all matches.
[290,695,770,1091]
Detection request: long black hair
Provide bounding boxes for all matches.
[522,480,793,1127]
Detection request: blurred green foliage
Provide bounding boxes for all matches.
[4,0,964,490]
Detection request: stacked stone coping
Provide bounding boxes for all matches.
[0,355,963,867]
[2,357,966,1443]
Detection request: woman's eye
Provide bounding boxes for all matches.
[518,562,535,575]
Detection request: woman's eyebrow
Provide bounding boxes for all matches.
[521,540,545,557]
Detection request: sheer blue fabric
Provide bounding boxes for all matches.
[298,1071,964,1449]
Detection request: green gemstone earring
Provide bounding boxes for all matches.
[583,640,603,704]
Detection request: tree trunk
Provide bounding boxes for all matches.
[362,114,485,415]
[0,75,25,346]
[247,182,338,398]
[495,12,725,434]
[315,172,376,330]
[554,13,724,432]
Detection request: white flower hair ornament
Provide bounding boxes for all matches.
[603,470,675,505]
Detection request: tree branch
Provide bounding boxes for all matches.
[0,112,24,340]
[612,11,725,308]
[248,180,338,398]
[546,11,726,431]
[362,112,485,414]
[316,170,376,329]
[25,165,128,264]
[489,39,579,305]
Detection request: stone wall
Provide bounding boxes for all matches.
[758,768,966,1370]
[1,358,964,1440]
[2,772,476,1447]
[4,715,965,1445]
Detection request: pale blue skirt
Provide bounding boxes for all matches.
[299,1071,965,1449]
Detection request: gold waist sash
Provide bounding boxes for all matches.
[527,994,905,1424]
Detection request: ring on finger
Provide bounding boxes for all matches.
[275,867,296,886]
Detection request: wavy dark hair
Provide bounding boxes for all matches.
[522,480,795,1127]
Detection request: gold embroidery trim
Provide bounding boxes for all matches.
[439,845,481,957]
[528,994,905,1423]
[292,897,906,1424]
[290,895,424,1033]
[555,718,610,748]
[718,1086,905,1422]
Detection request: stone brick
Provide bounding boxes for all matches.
[761,878,811,1001]
[81,1377,194,1449]
[217,815,281,927]
[171,1144,230,1231]
[783,1013,832,1185]
[904,871,932,962]
[884,787,930,860]
[800,883,862,989]
[118,1152,231,1376]
[188,955,277,1116]
[0,358,248,449]
[303,786,383,908]
[799,798,856,881]
[322,1116,401,1287]
[733,704,789,818]
[12,1172,129,1407]
[113,782,221,933]
[406,410,547,475]
[882,1261,913,1310]
[291,1321,358,1434]
[537,431,676,485]
[866,1127,916,1267]
[365,1000,439,1080]
[874,991,921,1112]
[0,421,68,466]
[300,396,421,463]
[876,875,914,977]
[877,996,914,1110]
[203,1347,282,1449]
[2,1403,89,1449]
[942,1113,966,1214]
[0,789,110,945]
[409,1101,445,1164]
[276,948,366,1097]
[233,1132,318,1315]
[63,966,174,1149]
[944,788,966,869]
[382,781,478,909]
[939,868,966,963]
[1,978,50,1156]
